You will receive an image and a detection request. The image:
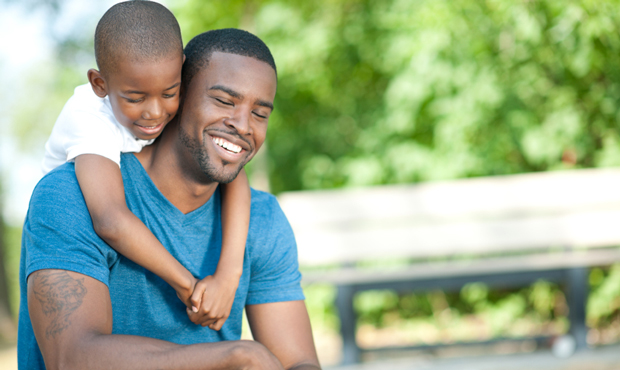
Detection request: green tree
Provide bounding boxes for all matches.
[174,0,620,194]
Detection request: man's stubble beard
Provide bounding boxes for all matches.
[178,124,247,184]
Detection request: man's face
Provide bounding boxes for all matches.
[177,52,277,183]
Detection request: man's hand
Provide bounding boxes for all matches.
[187,273,239,330]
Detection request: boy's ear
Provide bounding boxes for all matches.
[87,69,108,98]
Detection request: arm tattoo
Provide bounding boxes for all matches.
[33,270,87,339]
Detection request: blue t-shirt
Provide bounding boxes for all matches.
[17,153,304,369]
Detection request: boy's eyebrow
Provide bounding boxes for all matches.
[164,82,181,91]
[209,85,274,110]
[123,82,180,95]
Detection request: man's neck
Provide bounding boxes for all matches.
[135,123,219,214]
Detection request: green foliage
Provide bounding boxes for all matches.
[588,263,620,327]
[2,226,21,320]
[174,0,620,194]
[303,284,339,331]
[343,280,569,344]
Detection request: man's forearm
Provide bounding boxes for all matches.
[28,269,284,370]
[289,364,322,370]
[68,334,278,370]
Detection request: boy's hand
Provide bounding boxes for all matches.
[174,275,199,309]
[187,273,240,330]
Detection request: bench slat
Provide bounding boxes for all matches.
[302,248,620,285]
[279,168,620,265]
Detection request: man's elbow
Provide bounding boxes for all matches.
[45,332,104,370]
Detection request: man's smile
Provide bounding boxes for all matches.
[205,130,252,165]
[212,136,242,153]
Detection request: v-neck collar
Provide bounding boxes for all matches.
[122,153,219,225]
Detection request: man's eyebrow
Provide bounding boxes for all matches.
[256,99,274,111]
[209,85,274,110]
[208,85,242,99]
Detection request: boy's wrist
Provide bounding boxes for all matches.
[214,265,243,281]
[169,269,196,293]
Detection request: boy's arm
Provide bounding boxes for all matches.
[190,169,250,330]
[75,154,196,306]
[28,269,283,370]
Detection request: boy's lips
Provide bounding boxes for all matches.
[134,121,166,136]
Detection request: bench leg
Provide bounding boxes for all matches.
[337,285,360,364]
[566,267,588,350]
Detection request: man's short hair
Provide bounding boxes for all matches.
[182,28,277,88]
[94,0,183,75]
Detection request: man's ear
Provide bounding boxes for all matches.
[87,69,108,98]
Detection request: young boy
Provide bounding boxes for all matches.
[42,1,248,331]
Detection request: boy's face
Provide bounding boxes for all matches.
[91,54,184,141]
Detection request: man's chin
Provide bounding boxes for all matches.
[201,163,244,184]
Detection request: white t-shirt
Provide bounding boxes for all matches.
[42,83,154,174]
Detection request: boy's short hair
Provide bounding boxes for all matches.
[95,0,183,76]
[182,28,277,88]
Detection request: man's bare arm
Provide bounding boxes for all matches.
[28,269,284,370]
[246,301,321,370]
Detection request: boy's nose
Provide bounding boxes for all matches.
[142,99,164,120]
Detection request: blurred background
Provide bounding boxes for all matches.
[3,0,620,368]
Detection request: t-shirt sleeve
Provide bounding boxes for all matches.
[23,165,116,285]
[246,195,305,305]
[61,109,123,166]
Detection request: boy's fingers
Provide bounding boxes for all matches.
[190,284,206,307]
[209,318,225,331]
[201,318,217,327]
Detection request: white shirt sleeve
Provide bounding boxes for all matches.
[41,84,152,174]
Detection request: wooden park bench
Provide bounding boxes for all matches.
[277,168,620,365]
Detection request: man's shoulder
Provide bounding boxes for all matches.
[28,162,89,222]
[249,188,286,223]
[249,188,278,207]
[247,188,295,245]
[34,162,80,199]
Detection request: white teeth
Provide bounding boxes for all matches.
[212,137,242,153]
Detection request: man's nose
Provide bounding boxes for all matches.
[142,99,164,120]
[225,108,251,135]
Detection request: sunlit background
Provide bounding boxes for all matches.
[3,0,620,368]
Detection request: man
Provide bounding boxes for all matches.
[18,29,321,370]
